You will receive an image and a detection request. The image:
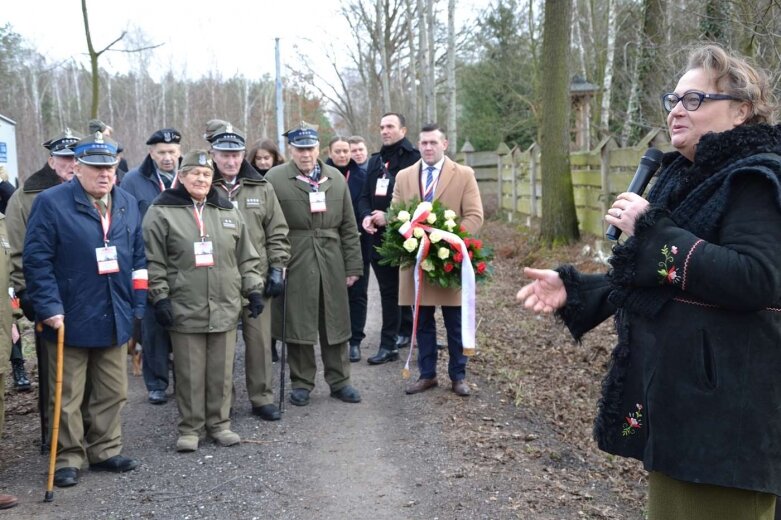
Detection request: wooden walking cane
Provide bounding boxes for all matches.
[278,268,288,413]
[44,324,64,502]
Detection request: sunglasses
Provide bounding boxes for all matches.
[661,90,742,113]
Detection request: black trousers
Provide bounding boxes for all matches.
[370,258,412,349]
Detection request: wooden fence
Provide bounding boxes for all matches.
[459,129,673,237]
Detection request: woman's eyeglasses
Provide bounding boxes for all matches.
[661,90,742,113]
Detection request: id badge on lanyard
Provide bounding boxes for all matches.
[95,206,119,274]
[375,161,390,196]
[192,203,215,267]
[297,174,328,213]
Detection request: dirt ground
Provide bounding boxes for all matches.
[0,216,646,519]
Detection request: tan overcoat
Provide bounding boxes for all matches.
[392,157,484,306]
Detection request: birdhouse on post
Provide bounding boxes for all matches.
[570,75,599,151]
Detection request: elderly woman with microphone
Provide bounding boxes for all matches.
[518,44,781,519]
[143,150,264,452]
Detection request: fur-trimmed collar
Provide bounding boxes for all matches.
[23,163,62,193]
[152,182,234,209]
[213,160,264,185]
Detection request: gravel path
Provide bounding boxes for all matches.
[0,273,640,519]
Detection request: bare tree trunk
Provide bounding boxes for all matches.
[620,43,641,146]
[540,0,579,244]
[377,0,392,112]
[183,81,190,134]
[107,74,115,124]
[71,60,83,116]
[405,0,419,130]
[243,77,250,134]
[426,0,437,123]
[572,0,587,77]
[599,0,617,136]
[417,0,430,123]
[446,0,457,157]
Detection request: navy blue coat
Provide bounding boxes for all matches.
[121,155,169,217]
[24,179,147,347]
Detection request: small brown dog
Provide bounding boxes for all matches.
[127,340,142,376]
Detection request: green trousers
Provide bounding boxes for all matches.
[242,302,274,407]
[648,471,776,520]
[45,341,127,469]
[170,330,235,437]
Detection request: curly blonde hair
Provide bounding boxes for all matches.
[686,44,777,125]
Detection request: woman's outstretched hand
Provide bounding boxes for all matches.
[516,267,567,314]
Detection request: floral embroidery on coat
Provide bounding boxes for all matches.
[657,244,680,285]
[622,403,643,436]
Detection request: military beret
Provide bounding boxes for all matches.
[42,128,83,157]
[70,131,119,166]
[179,150,214,172]
[204,120,245,151]
[283,121,319,148]
[146,128,182,146]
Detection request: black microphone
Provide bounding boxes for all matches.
[605,147,664,241]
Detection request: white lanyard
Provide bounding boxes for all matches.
[192,203,207,239]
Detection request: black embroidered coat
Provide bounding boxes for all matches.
[557,124,781,495]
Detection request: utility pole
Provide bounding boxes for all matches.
[275,37,285,157]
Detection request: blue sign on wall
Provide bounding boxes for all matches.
[0,142,6,162]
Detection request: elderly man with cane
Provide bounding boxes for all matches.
[24,131,146,488]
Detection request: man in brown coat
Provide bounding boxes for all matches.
[392,123,483,396]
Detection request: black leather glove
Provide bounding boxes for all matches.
[132,317,143,343]
[264,267,285,298]
[17,290,35,322]
[246,292,265,319]
[154,298,174,328]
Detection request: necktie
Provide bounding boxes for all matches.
[95,199,107,216]
[424,166,435,202]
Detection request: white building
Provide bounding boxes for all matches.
[0,115,18,186]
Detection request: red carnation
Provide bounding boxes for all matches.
[463,238,472,248]
[468,251,474,260]
[460,225,466,233]
[473,239,483,249]
[444,262,454,273]
[477,261,487,274]
[453,252,464,263]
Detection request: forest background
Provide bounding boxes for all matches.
[2,0,781,203]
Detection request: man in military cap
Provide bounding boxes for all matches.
[24,131,146,487]
[122,127,182,405]
[266,122,363,407]
[203,120,291,421]
[6,129,83,434]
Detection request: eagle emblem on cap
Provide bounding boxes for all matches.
[94,131,104,143]
[226,123,233,133]
[198,153,207,166]
[163,131,172,142]
[65,127,73,138]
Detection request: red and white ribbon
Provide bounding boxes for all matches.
[398,203,476,378]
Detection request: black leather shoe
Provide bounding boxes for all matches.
[349,343,361,362]
[252,404,281,421]
[148,390,167,404]
[90,455,140,473]
[289,388,310,406]
[330,385,361,403]
[367,348,399,365]
[12,360,31,392]
[54,467,79,488]
[395,335,411,349]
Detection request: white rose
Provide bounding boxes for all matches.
[445,219,457,231]
[397,210,411,223]
[402,237,419,252]
[417,201,433,213]
[437,247,450,260]
[444,209,457,220]
[421,259,434,272]
[426,212,437,224]
[413,227,425,239]
[429,230,443,243]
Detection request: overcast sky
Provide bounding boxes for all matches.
[5,0,487,81]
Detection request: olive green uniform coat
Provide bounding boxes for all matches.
[0,216,13,434]
[6,164,61,294]
[213,161,290,408]
[142,185,264,333]
[265,160,362,345]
